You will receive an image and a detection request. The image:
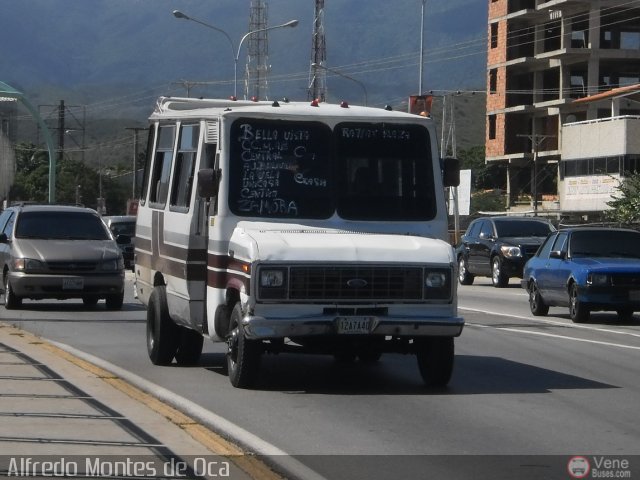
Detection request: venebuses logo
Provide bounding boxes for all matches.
[567,456,590,479]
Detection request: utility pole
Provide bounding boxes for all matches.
[245,0,270,100]
[308,0,327,101]
[517,134,555,216]
[419,0,426,95]
[125,127,148,200]
[42,101,86,164]
[57,100,65,169]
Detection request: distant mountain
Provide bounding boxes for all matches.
[1,0,486,103]
[1,0,487,160]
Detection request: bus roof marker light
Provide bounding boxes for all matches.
[385,105,393,111]
[229,96,237,101]
[272,101,280,107]
[251,96,259,102]
[310,99,320,107]
[340,101,349,108]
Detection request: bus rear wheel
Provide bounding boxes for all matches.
[146,286,179,365]
[175,327,204,365]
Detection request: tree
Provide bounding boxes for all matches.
[8,142,130,214]
[457,145,506,191]
[605,173,640,225]
[456,145,509,214]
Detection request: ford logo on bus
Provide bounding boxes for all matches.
[347,278,368,288]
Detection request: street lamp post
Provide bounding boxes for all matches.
[172,10,298,99]
[311,63,368,106]
[419,0,426,95]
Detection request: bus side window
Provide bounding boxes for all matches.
[149,125,176,208]
[139,125,156,205]
[170,124,199,211]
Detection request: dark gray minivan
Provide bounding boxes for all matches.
[0,204,127,310]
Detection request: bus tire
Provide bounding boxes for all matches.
[416,337,454,387]
[226,302,261,388]
[146,286,179,365]
[175,327,204,365]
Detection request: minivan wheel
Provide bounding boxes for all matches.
[491,257,508,288]
[416,337,454,387]
[82,296,99,307]
[105,291,124,310]
[4,275,21,310]
[226,302,262,388]
[458,256,474,285]
[146,286,179,365]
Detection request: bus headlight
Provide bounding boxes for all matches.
[425,272,446,288]
[423,269,451,300]
[258,268,288,300]
[260,269,285,287]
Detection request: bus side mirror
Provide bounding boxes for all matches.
[197,168,220,198]
[442,157,460,187]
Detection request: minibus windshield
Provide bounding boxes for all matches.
[228,119,436,221]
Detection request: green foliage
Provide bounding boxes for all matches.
[605,174,640,225]
[457,145,506,191]
[9,142,130,215]
[470,190,506,214]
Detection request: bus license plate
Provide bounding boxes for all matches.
[63,278,84,290]
[336,317,373,334]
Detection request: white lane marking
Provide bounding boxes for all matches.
[467,323,640,351]
[460,306,640,339]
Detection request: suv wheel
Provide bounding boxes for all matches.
[616,308,634,322]
[458,256,474,285]
[491,257,508,288]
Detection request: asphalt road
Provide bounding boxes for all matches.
[2,273,640,480]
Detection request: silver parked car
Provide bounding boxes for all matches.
[0,204,126,310]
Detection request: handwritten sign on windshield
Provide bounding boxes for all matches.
[229,119,333,218]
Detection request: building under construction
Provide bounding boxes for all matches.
[486,0,640,217]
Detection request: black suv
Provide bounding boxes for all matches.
[455,216,555,287]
